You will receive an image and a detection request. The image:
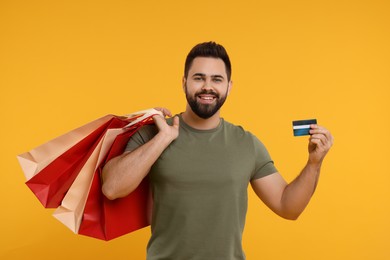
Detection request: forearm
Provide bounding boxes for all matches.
[101,132,173,200]
[280,161,322,220]
[252,125,332,220]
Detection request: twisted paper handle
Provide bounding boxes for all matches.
[123,108,163,128]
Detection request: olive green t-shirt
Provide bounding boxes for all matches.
[126,115,277,260]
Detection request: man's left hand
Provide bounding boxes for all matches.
[308,125,334,165]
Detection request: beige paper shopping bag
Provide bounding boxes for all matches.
[53,127,124,232]
[18,115,114,180]
[52,108,162,233]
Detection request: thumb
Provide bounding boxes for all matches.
[172,116,180,129]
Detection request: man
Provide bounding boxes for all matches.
[101,42,334,259]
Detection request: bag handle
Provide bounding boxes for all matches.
[123,108,163,128]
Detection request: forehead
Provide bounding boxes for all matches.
[188,57,227,77]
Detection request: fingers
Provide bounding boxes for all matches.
[310,125,334,142]
[309,125,334,149]
[152,114,180,142]
[152,113,180,131]
[154,107,172,117]
[152,113,167,128]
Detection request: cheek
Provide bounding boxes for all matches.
[215,84,229,95]
[185,82,201,94]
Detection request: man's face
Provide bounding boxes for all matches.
[183,57,232,119]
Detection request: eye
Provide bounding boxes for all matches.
[212,77,223,83]
[193,76,203,81]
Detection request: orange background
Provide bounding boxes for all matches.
[1,0,389,259]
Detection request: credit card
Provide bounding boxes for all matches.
[292,119,317,136]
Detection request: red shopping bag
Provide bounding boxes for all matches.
[78,126,151,240]
[22,111,158,208]
[18,108,162,239]
[18,115,114,181]
[53,112,158,235]
[25,119,116,208]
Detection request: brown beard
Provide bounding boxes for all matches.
[185,86,228,119]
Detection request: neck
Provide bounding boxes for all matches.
[182,106,221,130]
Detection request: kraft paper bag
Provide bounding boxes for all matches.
[53,126,126,233]
[42,108,161,237]
[18,109,161,238]
[18,115,114,180]
[24,119,114,208]
[19,109,162,208]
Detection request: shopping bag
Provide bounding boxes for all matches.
[17,115,113,180]
[78,127,151,240]
[52,119,130,232]
[23,118,115,208]
[18,109,161,209]
[103,131,151,240]
[51,108,160,234]
[18,108,161,239]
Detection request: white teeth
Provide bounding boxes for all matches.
[199,96,214,100]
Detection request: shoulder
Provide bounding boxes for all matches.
[125,123,158,153]
[223,119,256,139]
[223,119,246,134]
[223,119,268,150]
[135,123,158,141]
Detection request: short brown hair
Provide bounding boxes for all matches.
[184,42,232,81]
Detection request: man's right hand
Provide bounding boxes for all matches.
[102,107,179,200]
[153,107,180,144]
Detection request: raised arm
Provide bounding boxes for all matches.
[251,125,333,220]
[101,110,179,200]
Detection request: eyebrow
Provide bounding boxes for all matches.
[191,73,225,79]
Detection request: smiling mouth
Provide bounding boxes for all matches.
[197,94,216,103]
[198,95,215,100]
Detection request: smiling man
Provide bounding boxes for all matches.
[182,55,232,129]
[184,56,231,122]
[101,42,334,260]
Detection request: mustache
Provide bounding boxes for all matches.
[195,89,220,98]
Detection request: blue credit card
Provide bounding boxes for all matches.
[292,119,317,136]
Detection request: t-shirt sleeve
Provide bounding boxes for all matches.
[125,124,158,153]
[250,134,278,180]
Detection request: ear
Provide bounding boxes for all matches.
[227,80,233,95]
[182,76,186,92]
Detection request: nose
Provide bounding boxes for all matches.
[201,77,213,91]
